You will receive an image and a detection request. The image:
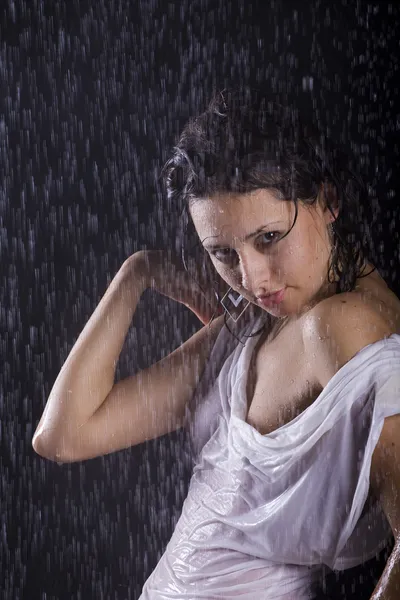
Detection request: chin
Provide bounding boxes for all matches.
[260,305,289,318]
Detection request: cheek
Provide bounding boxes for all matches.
[211,260,240,286]
[273,239,301,271]
[284,230,327,279]
[209,258,228,278]
[278,237,314,277]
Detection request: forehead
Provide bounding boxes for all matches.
[189,189,293,238]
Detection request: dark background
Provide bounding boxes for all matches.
[1,1,399,598]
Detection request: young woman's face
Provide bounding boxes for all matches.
[189,187,337,318]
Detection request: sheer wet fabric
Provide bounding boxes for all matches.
[139,313,400,599]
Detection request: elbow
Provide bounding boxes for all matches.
[31,433,71,464]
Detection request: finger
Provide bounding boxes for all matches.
[184,284,224,324]
[185,300,222,326]
[184,259,223,309]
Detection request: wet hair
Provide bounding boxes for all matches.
[161,87,375,340]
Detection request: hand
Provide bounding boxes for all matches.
[125,249,229,325]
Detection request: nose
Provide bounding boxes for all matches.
[239,250,272,297]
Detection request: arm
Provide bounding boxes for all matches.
[32,254,147,459]
[32,251,226,462]
[368,543,400,600]
[368,414,400,599]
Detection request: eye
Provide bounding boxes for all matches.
[212,248,237,264]
[259,231,281,245]
[210,232,282,263]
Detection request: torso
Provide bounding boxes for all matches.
[245,264,400,437]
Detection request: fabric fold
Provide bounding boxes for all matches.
[139,312,400,598]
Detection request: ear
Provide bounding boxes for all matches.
[319,181,339,223]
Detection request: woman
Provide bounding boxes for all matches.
[33,88,400,599]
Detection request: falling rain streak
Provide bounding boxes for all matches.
[1,1,399,599]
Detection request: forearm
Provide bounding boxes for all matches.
[32,255,147,452]
[370,540,400,599]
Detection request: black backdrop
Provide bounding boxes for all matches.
[1,1,399,598]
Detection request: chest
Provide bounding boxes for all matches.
[244,275,400,437]
[245,326,323,437]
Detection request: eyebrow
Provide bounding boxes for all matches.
[202,221,283,250]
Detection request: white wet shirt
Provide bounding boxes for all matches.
[139,312,399,599]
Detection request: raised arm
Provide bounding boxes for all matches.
[32,251,226,463]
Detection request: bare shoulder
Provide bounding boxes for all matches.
[301,290,399,387]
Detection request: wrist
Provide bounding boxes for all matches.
[119,253,149,294]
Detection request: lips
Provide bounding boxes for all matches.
[257,288,285,307]
[257,289,283,299]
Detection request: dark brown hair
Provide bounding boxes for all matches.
[161,87,375,339]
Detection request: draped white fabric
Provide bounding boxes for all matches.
[139,313,399,599]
